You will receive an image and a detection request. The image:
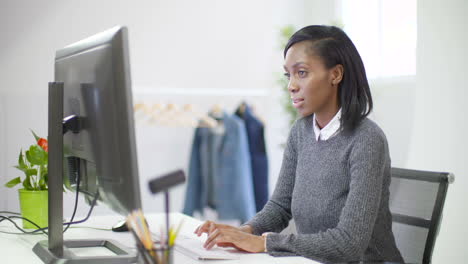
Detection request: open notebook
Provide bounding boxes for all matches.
[174,235,240,260]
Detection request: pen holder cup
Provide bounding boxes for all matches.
[137,242,173,264]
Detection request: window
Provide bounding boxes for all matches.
[340,0,416,79]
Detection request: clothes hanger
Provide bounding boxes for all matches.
[134,102,219,128]
[184,103,218,128]
[209,103,224,120]
[237,101,247,116]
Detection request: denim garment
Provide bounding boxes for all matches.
[235,103,269,212]
[183,112,256,222]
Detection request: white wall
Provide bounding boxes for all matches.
[406,0,468,262]
[370,77,417,168]
[0,0,279,216]
[0,0,278,92]
[0,0,338,217]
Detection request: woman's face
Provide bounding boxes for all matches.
[283,41,341,117]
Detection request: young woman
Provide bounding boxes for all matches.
[193,25,404,263]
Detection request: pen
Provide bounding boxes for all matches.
[169,219,185,246]
[129,229,154,264]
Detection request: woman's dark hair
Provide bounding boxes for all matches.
[284,25,373,133]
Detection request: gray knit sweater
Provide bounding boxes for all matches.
[245,116,403,263]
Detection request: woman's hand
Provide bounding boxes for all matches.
[194,221,253,236]
[203,228,265,253]
[194,221,264,253]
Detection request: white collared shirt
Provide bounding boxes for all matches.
[313,108,342,141]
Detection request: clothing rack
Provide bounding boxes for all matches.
[133,87,268,97]
[133,87,268,128]
[134,102,263,128]
[134,102,217,128]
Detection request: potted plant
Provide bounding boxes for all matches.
[4,131,49,229]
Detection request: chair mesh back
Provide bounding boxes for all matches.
[392,222,428,263]
[389,178,439,220]
[389,168,451,264]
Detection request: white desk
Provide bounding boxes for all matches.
[0,212,319,264]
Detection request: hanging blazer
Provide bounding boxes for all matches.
[235,103,269,212]
[182,112,256,223]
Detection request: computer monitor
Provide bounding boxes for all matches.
[33,26,141,264]
[57,25,141,215]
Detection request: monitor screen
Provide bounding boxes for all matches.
[54,26,141,215]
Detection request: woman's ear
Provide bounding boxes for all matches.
[331,64,344,86]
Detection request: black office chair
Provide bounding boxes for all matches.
[389,167,454,264]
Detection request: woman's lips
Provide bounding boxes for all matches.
[292,98,304,108]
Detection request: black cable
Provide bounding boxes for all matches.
[0,171,99,236]
[0,190,99,235]
[62,190,99,225]
[31,190,99,234]
[62,166,82,233]
[13,158,82,234]
[0,220,111,235]
[0,215,48,235]
[79,189,95,197]
[0,230,40,235]
[63,190,98,226]
[0,159,82,235]
[0,211,21,215]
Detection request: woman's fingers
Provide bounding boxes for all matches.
[195,221,238,236]
[203,228,221,249]
[208,221,217,234]
[202,229,263,253]
[195,221,212,236]
[204,229,238,250]
[194,225,200,235]
[205,237,218,250]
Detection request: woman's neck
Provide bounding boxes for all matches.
[315,106,340,129]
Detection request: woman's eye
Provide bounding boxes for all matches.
[283,72,290,79]
[298,71,307,77]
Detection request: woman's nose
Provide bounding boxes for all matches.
[288,79,299,93]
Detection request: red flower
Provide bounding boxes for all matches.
[37,138,48,152]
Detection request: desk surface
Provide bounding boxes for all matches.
[0,212,322,264]
[0,212,403,264]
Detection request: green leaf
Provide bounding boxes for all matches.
[30,129,41,142]
[4,177,21,188]
[23,175,33,190]
[18,150,26,167]
[26,145,47,166]
[39,176,47,190]
[25,150,31,163]
[14,151,30,178]
[26,168,38,177]
[14,165,27,173]
[18,150,22,164]
[39,166,48,190]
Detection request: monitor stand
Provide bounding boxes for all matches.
[33,239,137,264]
[32,82,137,264]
